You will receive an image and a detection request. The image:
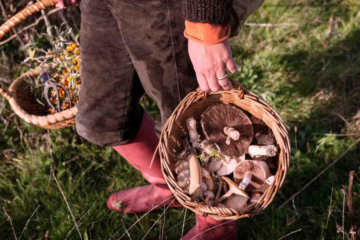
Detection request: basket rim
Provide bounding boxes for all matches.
[157,84,290,221]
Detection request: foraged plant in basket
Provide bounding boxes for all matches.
[0,0,79,130]
[26,28,81,115]
[158,82,290,221]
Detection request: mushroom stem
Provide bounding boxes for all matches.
[187,117,200,149]
[247,145,277,157]
[239,171,253,190]
[223,127,240,145]
[188,151,203,200]
[216,177,249,204]
[215,179,223,201]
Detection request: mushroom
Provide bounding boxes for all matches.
[247,145,278,158]
[202,168,214,191]
[204,158,223,173]
[216,177,249,204]
[201,104,254,158]
[234,160,272,191]
[174,159,189,174]
[217,203,227,208]
[216,158,239,176]
[201,182,208,192]
[224,195,248,211]
[204,191,215,199]
[187,147,203,201]
[250,192,262,203]
[250,116,275,145]
[187,117,200,149]
[177,169,190,192]
[254,175,275,193]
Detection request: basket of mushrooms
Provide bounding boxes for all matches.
[157,82,290,221]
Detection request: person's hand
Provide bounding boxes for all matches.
[188,39,237,92]
[56,0,77,9]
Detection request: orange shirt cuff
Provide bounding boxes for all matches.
[184,20,231,45]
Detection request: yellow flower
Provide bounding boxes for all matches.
[74,65,80,71]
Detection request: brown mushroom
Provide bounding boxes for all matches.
[177,169,190,192]
[216,177,249,204]
[201,104,254,158]
[234,160,272,191]
[174,159,189,174]
[250,116,275,145]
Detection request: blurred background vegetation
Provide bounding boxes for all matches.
[1,0,360,239]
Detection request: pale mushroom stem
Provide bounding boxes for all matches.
[223,127,240,145]
[239,171,253,190]
[187,118,200,149]
[247,145,277,157]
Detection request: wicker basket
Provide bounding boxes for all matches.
[158,82,290,221]
[0,0,78,129]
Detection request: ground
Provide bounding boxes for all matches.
[0,0,360,239]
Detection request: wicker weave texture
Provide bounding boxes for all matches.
[158,83,290,221]
[7,68,78,129]
[0,0,79,130]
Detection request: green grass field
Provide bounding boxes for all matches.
[1,0,360,239]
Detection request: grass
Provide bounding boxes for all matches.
[1,0,360,239]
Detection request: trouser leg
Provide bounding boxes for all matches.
[76,0,144,146]
[104,0,198,136]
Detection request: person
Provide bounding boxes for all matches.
[57,0,264,239]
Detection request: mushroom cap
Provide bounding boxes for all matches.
[224,195,248,211]
[250,116,275,145]
[250,192,262,203]
[177,169,190,191]
[234,160,271,191]
[201,104,254,158]
[204,159,223,173]
[222,177,249,199]
[216,158,239,176]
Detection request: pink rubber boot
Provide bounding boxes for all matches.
[182,214,237,240]
[107,113,181,213]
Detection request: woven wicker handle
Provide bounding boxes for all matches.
[0,0,58,41]
[0,0,58,101]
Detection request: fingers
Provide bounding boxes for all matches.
[196,72,210,92]
[206,73,221,92]
[216,68,233,91]
[226,58,237,74]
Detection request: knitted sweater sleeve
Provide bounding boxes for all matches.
[183,0,233,25]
